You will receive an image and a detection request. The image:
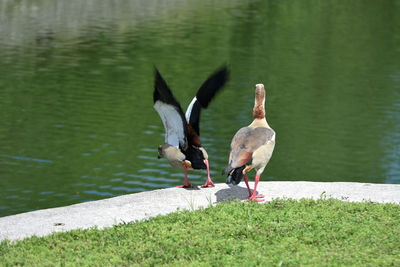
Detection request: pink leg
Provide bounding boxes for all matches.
[247,173,264,202]
[201,159,215,188]
[243,175,252,196]
[176,164,193,188]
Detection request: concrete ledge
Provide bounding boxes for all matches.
[1,181,399,242]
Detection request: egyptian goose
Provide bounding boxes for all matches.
[222,84,275,201]
[153,66,229,188]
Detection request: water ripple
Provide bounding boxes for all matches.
[0,154,53,163]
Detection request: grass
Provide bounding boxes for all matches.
[1,199,399,266]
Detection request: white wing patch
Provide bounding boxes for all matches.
[185,96,197,122]
[154,101,186,148]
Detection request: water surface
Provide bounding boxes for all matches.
[1,0,399,217]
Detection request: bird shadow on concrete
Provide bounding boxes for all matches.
[180,185,201,190]
[215,184,257,203]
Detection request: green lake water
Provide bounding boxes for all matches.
[1,0,399,217]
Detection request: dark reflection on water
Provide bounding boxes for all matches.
[0,0,399,217]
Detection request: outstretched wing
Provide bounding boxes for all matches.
[185,65,229,135]
[153,67,188,149]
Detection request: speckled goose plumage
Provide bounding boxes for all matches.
[153,66,229,188]
[223,84,275,201]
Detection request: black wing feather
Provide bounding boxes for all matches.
[154,68,185,112]
[154,67,188,148]
[225,166,245,185]
[196,65,229,108]
[188,65,229,135]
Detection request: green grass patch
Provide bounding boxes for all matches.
[1,199,399,266]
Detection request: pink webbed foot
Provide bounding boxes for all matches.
[246,173,264,202]
[247,193,265,202]
[201,179,215,188]
[177,162,193,188]
[201,159,215,188]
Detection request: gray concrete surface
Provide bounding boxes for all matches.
[1,181,399,242]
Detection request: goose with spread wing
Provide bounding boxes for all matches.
[153,66,229,188]
[222,84,275,201]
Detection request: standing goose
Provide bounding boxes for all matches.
[154,66,229,188]
[222,84,275,201]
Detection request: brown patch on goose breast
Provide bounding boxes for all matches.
[187,123,202,147]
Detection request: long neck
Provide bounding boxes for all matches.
[253,84,265,119]
[249,118,269,128]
